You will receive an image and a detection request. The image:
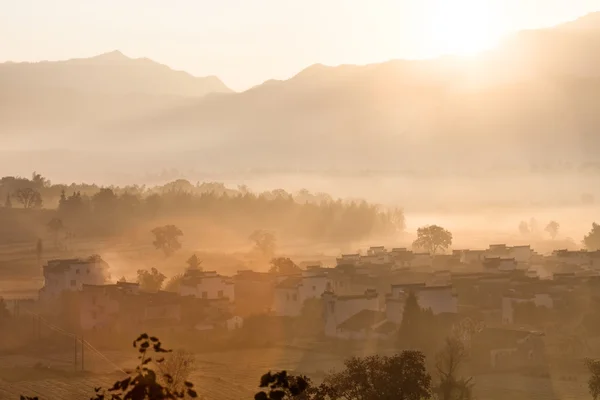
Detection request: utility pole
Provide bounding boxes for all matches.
[74,335,78,371]
[81,335,84,371]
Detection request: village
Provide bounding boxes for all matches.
[5,242,600,376]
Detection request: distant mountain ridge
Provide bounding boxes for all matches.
[0,50,232,97]
[1,12,600,175]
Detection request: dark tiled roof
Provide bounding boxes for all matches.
[275,276,302,289]
[337,310,387,331]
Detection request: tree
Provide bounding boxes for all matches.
[14,188,42,209]
[545,221,560,240]
[35,238,43,267]
[315,351,432,400]
[152,225,183,256]
[46,218,64,249]
[4,194,11,208]
[186,254,202,270]
[398,291,437,352]
[586,358,600,400]
[434,337,473,400]
[412,225,452,255]
[137,268,167,292]
[156,349,196,393]
[518,221,530,235]
[250,230,276,259]
[584,223,600,251]
[269,257,301,275]
[255,371,313,400]
[164,274,184,293]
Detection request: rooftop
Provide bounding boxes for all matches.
[337,310,387,331]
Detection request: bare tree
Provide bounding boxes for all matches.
[156,349,196,393]
[435,337,473,400]
[249,230,276,259]
[15,188,42,209]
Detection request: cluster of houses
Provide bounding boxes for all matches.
[30,243,600,371]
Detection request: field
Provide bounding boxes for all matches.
[0,344,591,400]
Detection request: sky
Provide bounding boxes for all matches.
[1,0,599,91]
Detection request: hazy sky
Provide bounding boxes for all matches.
[1,0,599,90]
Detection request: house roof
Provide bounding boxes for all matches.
[475,327,542,349]
[276,276,302,289]
[337,310,387,331]
[374,320,397,335]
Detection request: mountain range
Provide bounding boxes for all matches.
[1,12,600,176]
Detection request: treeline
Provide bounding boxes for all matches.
[0,173,404,243]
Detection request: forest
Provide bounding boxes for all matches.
[0,173,405,245]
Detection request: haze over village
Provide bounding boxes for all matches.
[2,1,600,399]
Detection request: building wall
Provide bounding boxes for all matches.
[508,246,532,264]
[180,276,235,302]
[40,260,108,303]
[411,254,433,268]
[272,287,302,317]
[79,289,120,330]
[385,298,405,323]
[323,293,380,337]
[299,275,331,302]
[416,287,458,314]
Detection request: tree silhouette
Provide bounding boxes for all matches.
[412,225,452,255]
[47,218,64,249]
[152,225,183,256]
[186,254,202,270]
[435,337,473,400]
[584,223,600,251]
[315,352,432,400]
[14,188,42,209]
[518,221,530,235]
[137,268,167,292]
[269,257,300,275]
[255,371,312,400]
[545,221,560,240]
[586,358,600,400]
[250,230,276,259]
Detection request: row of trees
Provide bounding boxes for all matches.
[0,173,404,243]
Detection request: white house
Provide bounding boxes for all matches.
[272,276,303,317]
[323,289,380,338]
[39,256,110,303]
[179,270,234,302]
[461,250,486,265]
[416,285,458,314]
[336,254,361,267]
[389,283,457,315]
[272,271,332,317]
[502,293,553,325]
[483,257,517,272]
[411,253,433,268]
[498,258,518,272]
[298,270,332,303]
[507,246,533,264]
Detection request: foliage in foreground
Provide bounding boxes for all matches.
[256,351,432,400]
[20,334,198,400]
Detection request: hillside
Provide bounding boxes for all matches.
[1,13,600,174]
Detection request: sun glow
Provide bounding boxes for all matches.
[426,0,507,56]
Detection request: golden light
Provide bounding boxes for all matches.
[426,0,506,56]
